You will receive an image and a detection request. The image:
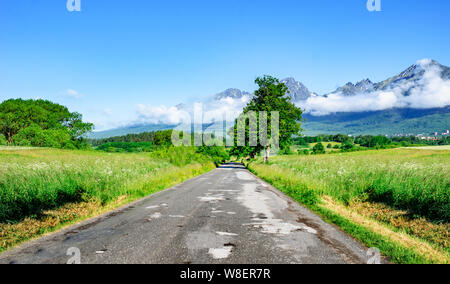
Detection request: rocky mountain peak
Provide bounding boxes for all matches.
[214,88,251,100]
[281,77,315,101]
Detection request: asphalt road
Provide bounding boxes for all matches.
[0,163,372,264]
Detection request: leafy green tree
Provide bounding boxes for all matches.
[0,99,93,148]
[12,125,73,148]
[153,130,174,146]
[230,76,303,162]
[312,142,325,154]
[341,141,355,151]
[356,135,391,148]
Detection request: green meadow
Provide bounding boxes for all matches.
[248,147,450,264]
[0,146,215,252]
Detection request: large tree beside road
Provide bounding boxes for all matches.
[230,76,303,162]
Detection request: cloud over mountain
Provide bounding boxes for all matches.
[136,94,251,125]
[92,59,450,136]
[297,59,450,116]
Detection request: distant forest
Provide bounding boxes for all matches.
[293,134,450,147]
[89,130,174,147]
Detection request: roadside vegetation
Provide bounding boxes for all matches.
[225,76,448,263]
[248,148,450,264]
[2,79,447,264]
[0,146,220,252]
[292,134,450,155]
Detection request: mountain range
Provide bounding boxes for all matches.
[89,60,450,139]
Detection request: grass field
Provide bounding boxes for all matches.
[407,145,450,150]
[0,147,215,252]
[248,148,450,264]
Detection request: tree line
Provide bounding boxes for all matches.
[293,134,450,149]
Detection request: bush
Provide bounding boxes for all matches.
[298,149,310,155]
[150,146,209,167]
[312,143,325,154]
[341,141,355,152]
[0,134,6,145]
[279,145,294,155]
[197,145,230,165]
[12,125,76,149]
[327,143,332,149]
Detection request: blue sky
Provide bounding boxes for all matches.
[1,0,449,130]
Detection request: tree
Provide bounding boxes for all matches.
[341,141,355,152]
[230,76,303,162]
[0,99,93,148]
[153,130,174,146]
[312,143,325,154]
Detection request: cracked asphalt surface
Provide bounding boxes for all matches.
[0,163,371,264]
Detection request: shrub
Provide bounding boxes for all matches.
[150,146,208,167]
[341,141,355,152]
[312,143,325,154]
[0,134,6,145]
[279,145,294,155]
[12,125,75,149]
[197,145,230,165]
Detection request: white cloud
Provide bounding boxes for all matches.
[103,108,113,116]
[94,59,450,131]
[136,104,191,124]
[65,89,83,99]
[297,59,450,115]
[135,94,251,125]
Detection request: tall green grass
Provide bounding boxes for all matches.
[0,147,215,223]
[248,148,450,263]
[249,149,450,223]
